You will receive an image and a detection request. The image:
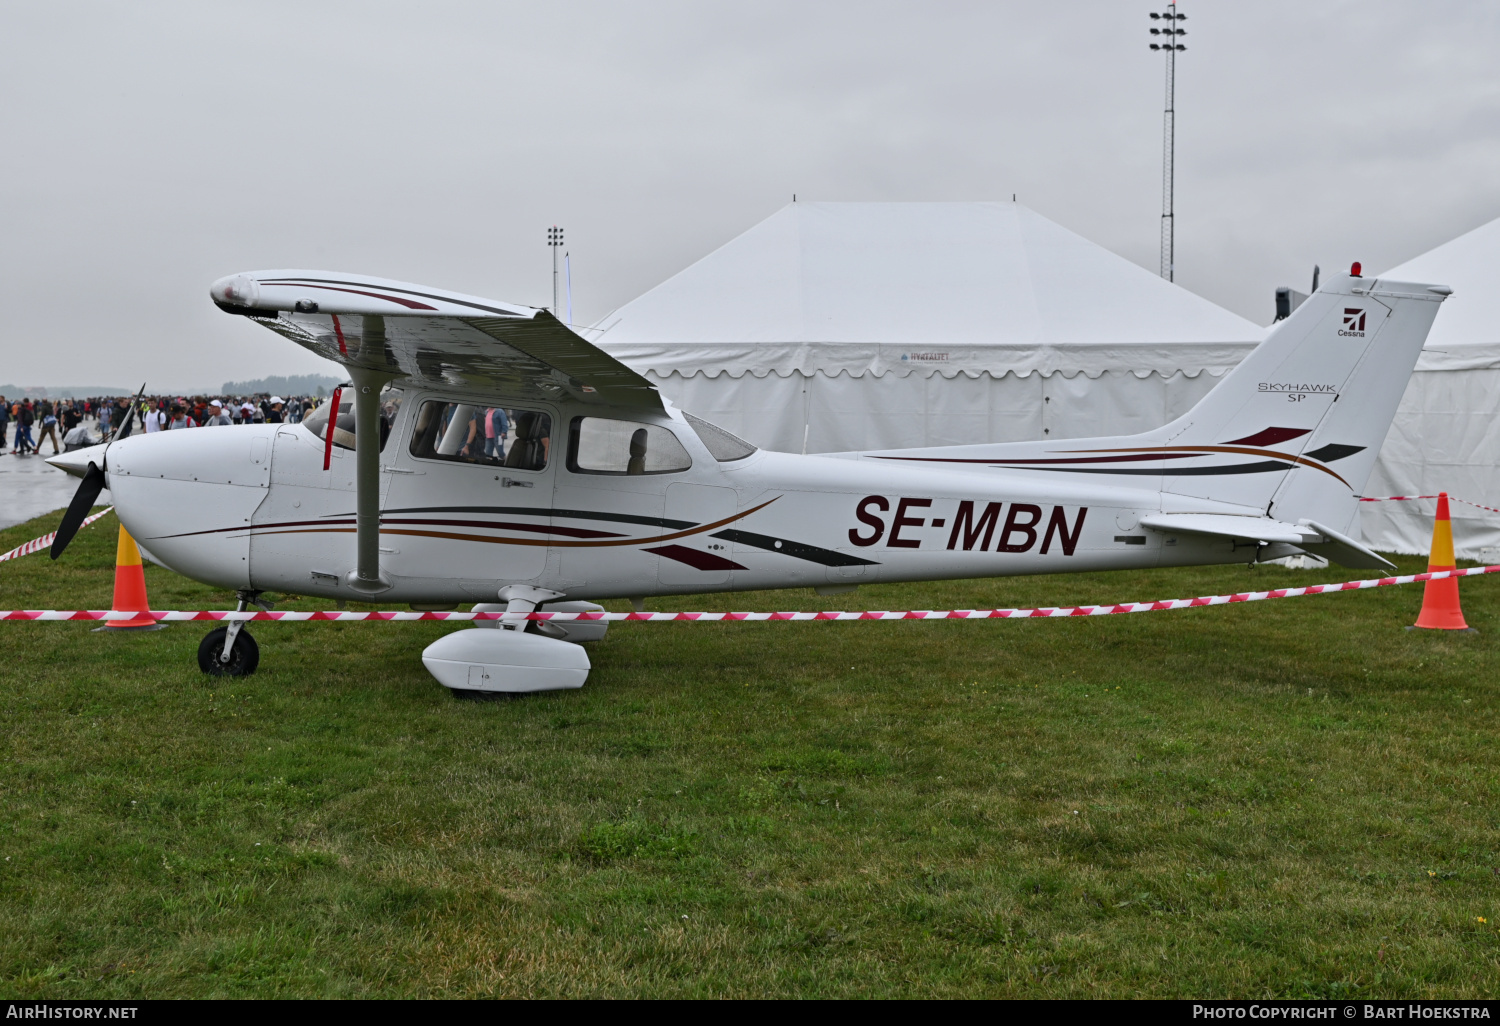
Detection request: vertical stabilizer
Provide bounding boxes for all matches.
[1157,269,1447,533]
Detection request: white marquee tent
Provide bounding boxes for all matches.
[1362,215,1500,560]
[591,202,1265,455]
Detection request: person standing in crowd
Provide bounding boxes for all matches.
[266,397,285,424]
[485,406,509,461]
[97,399,111,436]
[167,404,193,429]
[0,396,8,452]
[206,400,232,426]
[13,401,35,455]
[36,401,61,455]
[61,402,81,434]
[143,402,164,433]
[113,397,132,437]
[457,406,484,459]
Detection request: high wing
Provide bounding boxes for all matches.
[209,270,661,410]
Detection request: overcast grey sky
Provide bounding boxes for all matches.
[3,1,1497,392]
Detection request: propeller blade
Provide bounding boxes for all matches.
[110,382,147,443]
[50,461,106,559]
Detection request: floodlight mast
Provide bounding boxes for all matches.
[1148,4,1187,282]
[547,225,565,314]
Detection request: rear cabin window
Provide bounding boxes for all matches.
[300,386,403,452]
[408,400,551,472]
[567,417,692,475]
[682,412,756,461]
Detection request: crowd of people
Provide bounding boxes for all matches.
[0,393,327,456]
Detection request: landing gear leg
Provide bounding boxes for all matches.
[197,591,265,676]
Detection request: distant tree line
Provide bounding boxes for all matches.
[219,374,345,397]
[0,384,128,398]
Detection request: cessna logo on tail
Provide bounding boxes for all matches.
[1339,308,1367,337]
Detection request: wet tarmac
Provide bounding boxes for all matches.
[0,426,109,530]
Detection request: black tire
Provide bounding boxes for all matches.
[197,626,260,676]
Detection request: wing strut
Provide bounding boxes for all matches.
[344,365,394,595]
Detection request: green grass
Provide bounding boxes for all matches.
[2,507,1499,998]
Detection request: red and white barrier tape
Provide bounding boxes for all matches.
[0,508,114,564]
[1360,495,1500,516]
[2,564,1495,623]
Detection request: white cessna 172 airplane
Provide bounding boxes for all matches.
[47,264,1449,695]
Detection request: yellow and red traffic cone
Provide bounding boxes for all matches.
[96,524,164,631]
[1412,492,1473,632]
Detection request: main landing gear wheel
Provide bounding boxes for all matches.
[198,626,260,676]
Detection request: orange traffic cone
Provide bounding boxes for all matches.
[1412,492,1473,632]
[95,524,165,632]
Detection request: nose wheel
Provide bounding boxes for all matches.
[197,592,267,677]
[198,625,259,676]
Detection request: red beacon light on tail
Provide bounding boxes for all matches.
[1350,262,1363,277]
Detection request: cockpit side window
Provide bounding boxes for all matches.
[567,417,692,475]
[408,400,551,471]
[300,385,403,452]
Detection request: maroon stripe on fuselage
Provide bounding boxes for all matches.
[645,544,747,571]
[378,518,622,539]
[153,516,618,541]
[1225,427,1311,446]
[875,452,1199,465]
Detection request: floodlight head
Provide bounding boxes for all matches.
[1176,43,1186,50]
[1150,11,1160,18]
[1150,27,1160,34]
[1176,12,1187,19]
[1150,43,1160,50]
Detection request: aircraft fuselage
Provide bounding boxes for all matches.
[99,397,1284,607]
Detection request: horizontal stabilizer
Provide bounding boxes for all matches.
[1140,513,1316,546]
[1140,513,1395,570]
